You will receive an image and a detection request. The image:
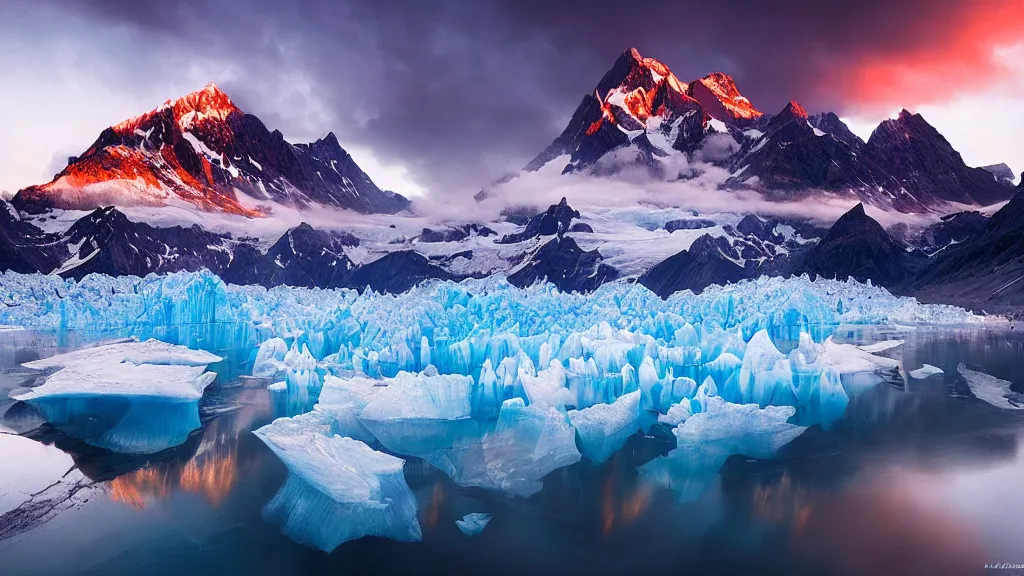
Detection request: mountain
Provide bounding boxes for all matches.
[981,163,1016,184]
[346,251,453,293]
[797,203,924,288]
[256,223,358,288]
[916,210,990,254]
[55,206,235,279]
[915,187,1024,312]
[515,49,1015,214]
[638,235,747,297]
[0,202,66,274]
[859,110,1011,207]
[12,84,409,217]
[508,236,619,292]
[523,48,739,177]
[725,101,881,202]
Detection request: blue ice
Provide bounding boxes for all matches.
[254,413,421,552]
[14,339,220,453]
[456,512,493,537]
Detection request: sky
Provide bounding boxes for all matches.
[2,0,1024,199]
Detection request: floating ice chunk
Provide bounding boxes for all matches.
[429,398,581,497]
[0,434,76,517]
[254,414,421,552]
[640,397,806,503]
[16,362,216,402]
[455,512,493,537]
[359,371,475,457]
[820,338,900,374]
[857,339,904,353]
[312,375,383,442]
[567,390,640,463]
[13,340,220,453]
[909,364,944,379]
[959,364,1023,410]
[676,397,806,455]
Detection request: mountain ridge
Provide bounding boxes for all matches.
[13,83,410,217]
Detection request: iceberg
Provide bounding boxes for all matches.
[13,339,221,453]
[567,390,641,464]
[312,375,383,443]
[641,396,806,503]
[455,512,493,537]
[358,371,476,458]
[428,398,582,497]
[958,364,1023,410]
[909,364,944,379]
[254,414,421,552]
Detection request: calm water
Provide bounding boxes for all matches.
[1,326,1023,576]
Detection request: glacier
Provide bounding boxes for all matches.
[253,414,422,553]
[13,339,221,454]
[0,269,989,546]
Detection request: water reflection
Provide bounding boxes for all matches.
[1,326,1023,575]
[108,418,239,509]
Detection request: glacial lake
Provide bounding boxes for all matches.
[1,325,1023,576]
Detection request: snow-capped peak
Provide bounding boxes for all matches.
[585,48,699,136]
[686,72,762,121]
[113,82,242,134]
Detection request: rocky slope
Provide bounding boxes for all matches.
[13,84,409,217]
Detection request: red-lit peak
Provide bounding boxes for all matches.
[586,48,697,135]
[783,100,809,119]
[687,72,762,121]
[113,82,242,135]
[623,48,689,94]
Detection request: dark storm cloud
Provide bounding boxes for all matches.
[25,0,1024,196]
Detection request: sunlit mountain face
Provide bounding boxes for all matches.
[513,47,1017,214]
[13,84,410,218]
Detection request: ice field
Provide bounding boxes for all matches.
[0,269,995,550]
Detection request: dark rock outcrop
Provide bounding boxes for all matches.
[508,236,619,293]
[639,235,747,297]
[345,251,454,293]
[497,198,581,244]
[664,218,716,232]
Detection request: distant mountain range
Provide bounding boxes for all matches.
[12,83,409,216]
[2,49,1023,314]
[501,48,1016,213]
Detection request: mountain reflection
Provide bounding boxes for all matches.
[108,416,240,509]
